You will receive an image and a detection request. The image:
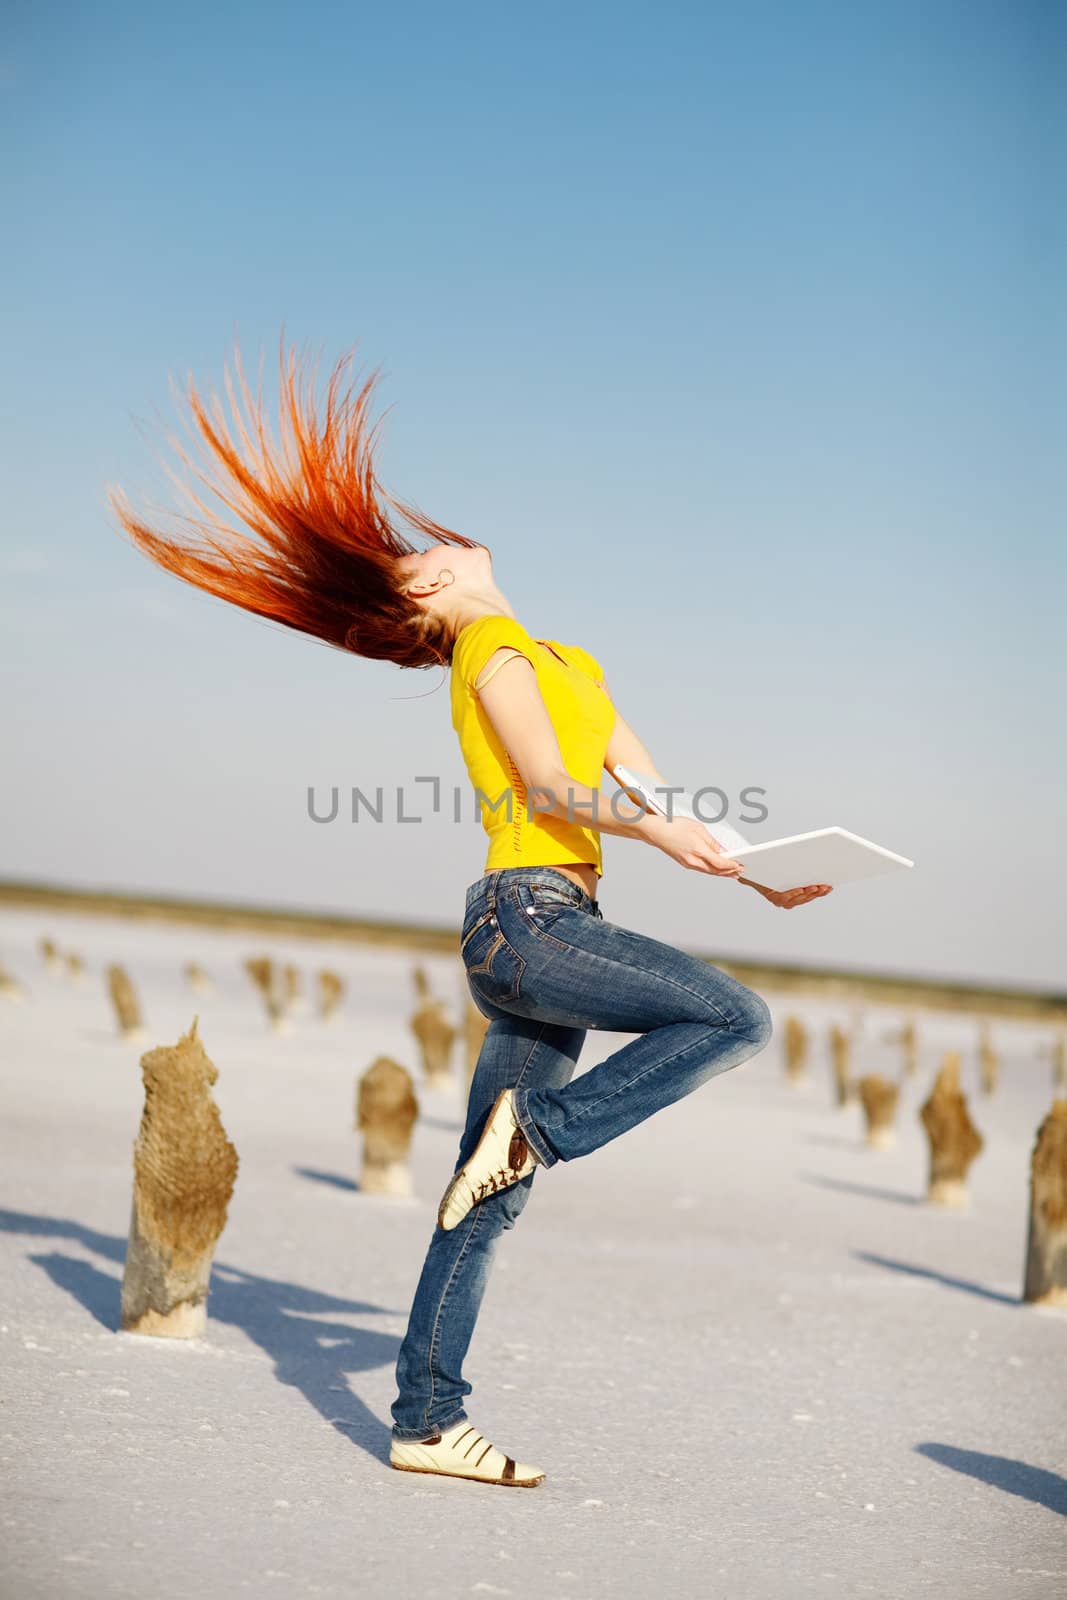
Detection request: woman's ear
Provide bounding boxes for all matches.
[406,569,454,599]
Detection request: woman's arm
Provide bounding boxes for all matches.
[473,652,743,877]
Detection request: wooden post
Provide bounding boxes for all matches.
[40,936,62,974]
[107,964,145,1042]
[783,1016,809,1086]
[184,962,214,994]
[829,1022,856,1107]
[244,955,271,995]
[410,998,457,1091]
[356,1056,419,1197]
[0,964,26,1002]
[1052,1032,1066,1093]
[464,995,490,1092]
[120,1017,239,1337]
[318,969,345,1021]
[978,1019,999,1096]
[900,1016,918,1078]
[919,1051,984,1207]
[282,963,304,1015]
[244,955,290,1034]
[858,1074,899,1149]
[1023,1099,1067,1307]
[412,964,431,1001]
[65,951,88,986]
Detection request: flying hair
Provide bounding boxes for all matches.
[106,332,481,669]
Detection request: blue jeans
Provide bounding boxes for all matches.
[389,865,773,1441]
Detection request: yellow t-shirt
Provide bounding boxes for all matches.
[450,614,617,878]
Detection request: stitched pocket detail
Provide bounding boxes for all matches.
[512,884,576,953]
[527,884,576,908]
[466,928,505,976]
[465,927,525,1006]
[460,907,496,954]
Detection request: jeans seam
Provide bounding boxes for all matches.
[486,905,526,965]
[504,1020,562,1168]
[424,1203,486,1432]
[545,1020,748,1132]
[468,942,526,1006]
[460,907,496,953]
[392,1409,467,1442]
[466,929,506,978]
[513,902,576,954]
[502,884,600,956]
[494,865,595,905]
[419,1017,551,1427]
[512,1018,551,1095]
[516,916,737,1032]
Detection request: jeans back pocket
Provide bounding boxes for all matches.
[462,908,525,1007]
[460,906,496,956]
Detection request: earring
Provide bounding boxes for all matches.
[438,569,455,587]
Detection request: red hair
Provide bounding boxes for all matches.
[107,335,480,669]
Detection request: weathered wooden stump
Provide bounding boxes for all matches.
[412,963,431,1001]
[1023,1099,1067,1307]
[1051,1032,1066,1093]
[356,1056,418,1197]
[244,955,290,1033]
[900,1017,919,1078]
[783,1016,809,1086]
[184,962,214,994]
[282,963,304,1015]
[978,1020,999,1096]
[107,963,145,1042]
[410,998,457,1090]
[0,964,26,1002]
[829,1022,857,1107]
[65,951,88,986]
[244,954,271,993]
[464,994,490,1091]
[40,936,62,975]
[318,969,345,1021]
[858,1074,899,1149]
[120,1017,239,1338]
[919,1051,984,1207]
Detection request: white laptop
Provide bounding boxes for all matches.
[609,764,914,892]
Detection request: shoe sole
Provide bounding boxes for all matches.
[390,1460,545,1487]
[437,1087,514,1231]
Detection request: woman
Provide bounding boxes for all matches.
[109,339,831,1491]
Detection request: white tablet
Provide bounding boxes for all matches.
[609,765,914,892]
[711,826,914,891]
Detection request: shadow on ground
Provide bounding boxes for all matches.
[800,1173,921,1207]
[0,1206,404,1464]
[917,1443,1067,1516]
[856,1250,1019,1306]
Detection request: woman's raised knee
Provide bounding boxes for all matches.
[695,974,773,1050]
[735,988,773,1050]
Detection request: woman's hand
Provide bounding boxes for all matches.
[739,877,833,910]
[643,813,746,879]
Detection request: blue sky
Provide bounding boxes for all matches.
[2,1,1064,988]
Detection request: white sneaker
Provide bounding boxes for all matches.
[390,1417,545,1487]
[437,1087,540,1232]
